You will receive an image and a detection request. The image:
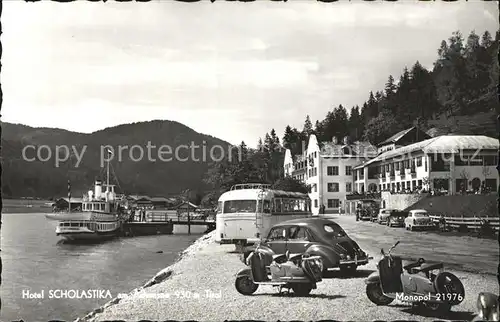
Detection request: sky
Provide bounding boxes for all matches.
[1,1,498,147]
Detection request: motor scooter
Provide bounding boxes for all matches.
[235,235,323,296]
[473,292,499,321]
[365,241,465,313]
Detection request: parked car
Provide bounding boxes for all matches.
[404,209,434,231]
[377,209,392,224]
[359,209,372,221]
[246,217,372,275]
[386,211,408,227]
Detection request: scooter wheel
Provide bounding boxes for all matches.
[235,276,259,295]
[366,283,394,306]
[425,301,452,313]
[434,272,465,305]
[291,284,313,296]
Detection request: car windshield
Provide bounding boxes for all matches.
[324,224,346,237]
[413,212,428,217]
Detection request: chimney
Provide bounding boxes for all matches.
[332,136,338,144]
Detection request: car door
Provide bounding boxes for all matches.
[285,225,313,254]
[264,226,287,254]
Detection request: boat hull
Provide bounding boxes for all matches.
[57,231,118,241]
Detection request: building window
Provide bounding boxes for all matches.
[327,166,339,176]
[417,157,422,167]
[418,180,423,187]
[345,166,352,176]
[346,182,352,192]
[314,199,318,208]
[327,183,339,192]
[327,199,340,208]
[395,162,400,171]
[313,184,317,192]
[424,157,427,171]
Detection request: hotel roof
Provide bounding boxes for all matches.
[320,141,377,157]
[354,135,498,169]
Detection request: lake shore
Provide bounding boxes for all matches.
[76,225,494,322]
[2,199,52,214]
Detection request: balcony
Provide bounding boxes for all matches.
[346,192,382,200]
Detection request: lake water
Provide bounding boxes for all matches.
[0,213,205,321]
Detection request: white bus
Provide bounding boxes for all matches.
[215,183,312,246]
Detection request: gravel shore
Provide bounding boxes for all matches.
[77,227,496,322]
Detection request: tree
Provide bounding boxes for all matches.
[366,91,378,119]
[303,115,314,136]
[385,75,397,98]
[362,110,399,144]
[282,125,294,149]
[257,138,263,151]
[348,105,363,141]
[269,129,280,152]
[271,177,310,194]
[333,104,349,141]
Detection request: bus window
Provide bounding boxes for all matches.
[263,200,271,213]
[223,200,257,213]
[274,199,282,212]
[217,202,223,214]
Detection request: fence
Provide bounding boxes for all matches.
[428,215,499,232]
[141,210,215,223]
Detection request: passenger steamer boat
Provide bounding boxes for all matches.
[45,153,128,241]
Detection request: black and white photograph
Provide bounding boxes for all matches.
[0,1,499,321]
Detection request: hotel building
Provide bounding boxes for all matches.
[284,135,377,215]
[352,135,499,195]
[284,126,499,214]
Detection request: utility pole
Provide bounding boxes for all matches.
[185,189,191,235]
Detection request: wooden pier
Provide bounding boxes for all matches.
[121,210,215,236]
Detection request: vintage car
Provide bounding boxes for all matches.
[386,210,408,227]
[377,209,392,224]
[404,209,434,231]
[245,217,371,275]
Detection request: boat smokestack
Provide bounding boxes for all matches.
[95,180,102,199]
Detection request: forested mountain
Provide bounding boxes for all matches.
[283,30,499,151]
[203,30,499,204]
[1,120,231,200]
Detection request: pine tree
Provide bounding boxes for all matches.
[348,105,363,141]
[282,125,294,150]
[384,75,397,98]
[303,115,314,136]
